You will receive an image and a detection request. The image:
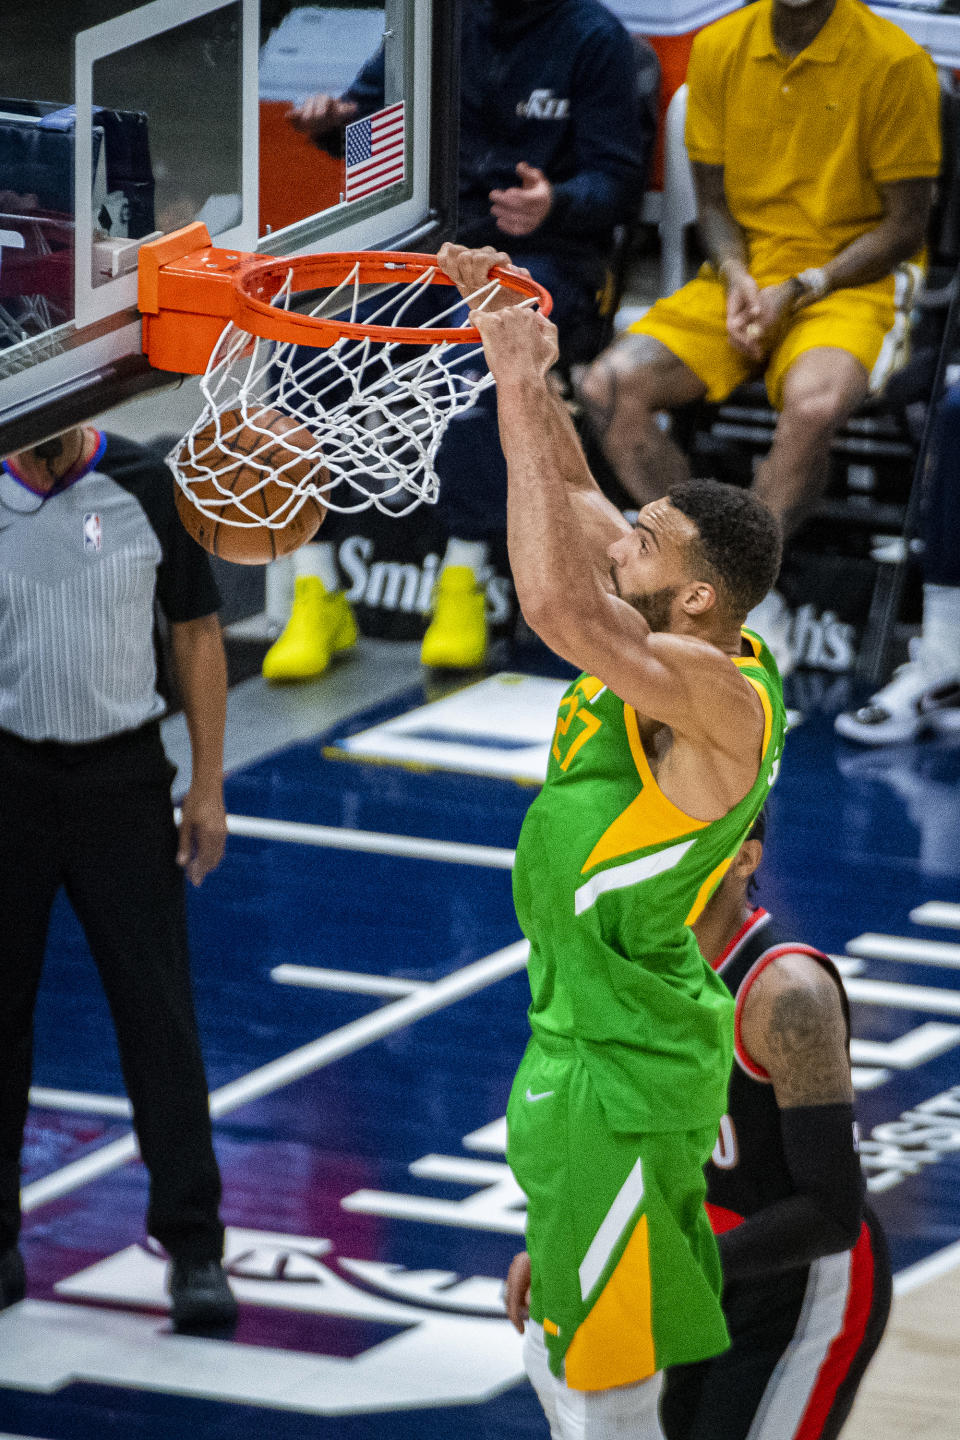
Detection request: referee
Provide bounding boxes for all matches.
[0,423,236,1331]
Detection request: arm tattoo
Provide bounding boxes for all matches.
[745,961,853,1109]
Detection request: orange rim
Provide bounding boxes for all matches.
[231,250,553,348]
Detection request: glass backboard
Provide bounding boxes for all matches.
[0,0,459,453]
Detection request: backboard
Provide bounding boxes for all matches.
[0,0,460,454]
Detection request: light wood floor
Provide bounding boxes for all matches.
[842,1264,960,1438]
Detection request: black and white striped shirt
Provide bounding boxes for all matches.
[0,432,220,743]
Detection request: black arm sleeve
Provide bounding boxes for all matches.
[719,1103,865,1283]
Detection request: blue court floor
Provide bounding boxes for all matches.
[1,652,959,1438]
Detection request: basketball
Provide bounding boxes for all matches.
[173,407,328,565]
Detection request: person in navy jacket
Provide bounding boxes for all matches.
[263,0,658,680]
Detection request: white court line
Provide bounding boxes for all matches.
[846,934,960,969]
[894,1236,960,1296]
[28,1088,131,1117]
[843,977,960,1016]
[271,965,428,997]
[830,956,865,976]
[910,902,960,931]
[849,1023,960,1069]
[850,1067,891,1090]
[207,942,528,1117]
[22,1136,140,1211]
[22,941,530,1214]
[222,813,516,870]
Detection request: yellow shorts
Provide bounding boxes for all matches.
[630,271,896,410]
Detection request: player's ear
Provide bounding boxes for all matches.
[680,580,716,616]
[731,837,762,883]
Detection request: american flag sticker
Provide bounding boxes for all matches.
[345,102,406,203]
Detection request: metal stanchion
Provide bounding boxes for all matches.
[857,262,960,685]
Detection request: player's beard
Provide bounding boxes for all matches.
[625,585,679,633]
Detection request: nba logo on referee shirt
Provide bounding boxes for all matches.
[83,512,102,552]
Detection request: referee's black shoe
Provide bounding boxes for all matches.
[168,1258,238,1333]
[0,1247,26,1309]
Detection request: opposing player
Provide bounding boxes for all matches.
[440,244,786,1437]
[661,813,891,1439]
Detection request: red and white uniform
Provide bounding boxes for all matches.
[661,909,892,1440]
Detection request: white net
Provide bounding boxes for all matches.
[169,259,530,525]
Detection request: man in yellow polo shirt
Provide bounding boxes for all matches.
[578,0,940,550]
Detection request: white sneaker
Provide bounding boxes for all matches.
[745,591,795,678]
[834,660,960,745]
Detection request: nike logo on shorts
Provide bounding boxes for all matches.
[525,1088,555,1102]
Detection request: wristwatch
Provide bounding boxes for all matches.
[792,267,830,302]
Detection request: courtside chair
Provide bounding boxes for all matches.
[659,83,698,299]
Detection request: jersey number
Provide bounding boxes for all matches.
[712,1114,739,1170]
[552,681,603,772]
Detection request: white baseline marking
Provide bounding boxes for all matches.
[22,1136,140,1211]
[847,934,960,969]
[222,813,516,870]
[271,966,428,997]
[28,1088,131,1118]
[844,977,960,1017]
[22,941,530,1215]
[894,1237,960,1295]
[463,1117,509,1153]
[849,1023,960,1069]
[910,902,960,931]
[829,955,865,976]
[342,1155,527,1234]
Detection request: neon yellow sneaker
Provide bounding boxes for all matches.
[262,576,357,682]
[420,565,488,670]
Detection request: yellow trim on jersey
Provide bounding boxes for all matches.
[575,675,607,702]
[580,704,706,875]
[684,853,736,927]
[580,643,777,879]
[564,1214,656,1391]
[737,671,774,758]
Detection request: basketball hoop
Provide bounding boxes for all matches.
[138,225,552,526]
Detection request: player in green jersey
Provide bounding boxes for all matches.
[440,244,786,1440]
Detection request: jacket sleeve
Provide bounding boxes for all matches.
[312,46,386,157]
[548,28,656,237]
[342,45,387,116]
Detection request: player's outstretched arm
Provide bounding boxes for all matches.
[718,955,863,1281]
[438,243,634,554]
[438,245,765,778]
[170,613,228,886]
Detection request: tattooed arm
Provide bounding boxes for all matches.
[742,953,854,1108]
[717,954,863,1282]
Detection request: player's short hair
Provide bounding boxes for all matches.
[746,809,766,899]
[746,809,767,848]
[667,479,782,618]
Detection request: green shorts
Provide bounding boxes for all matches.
[506,1036,729,1392]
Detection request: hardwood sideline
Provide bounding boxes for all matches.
[843,1265,960,1439]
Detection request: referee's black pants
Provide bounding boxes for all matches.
[0,722,224,1262]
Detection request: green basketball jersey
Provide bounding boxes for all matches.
[512,629,786,1135]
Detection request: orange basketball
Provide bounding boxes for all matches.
[174,406,327,565]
